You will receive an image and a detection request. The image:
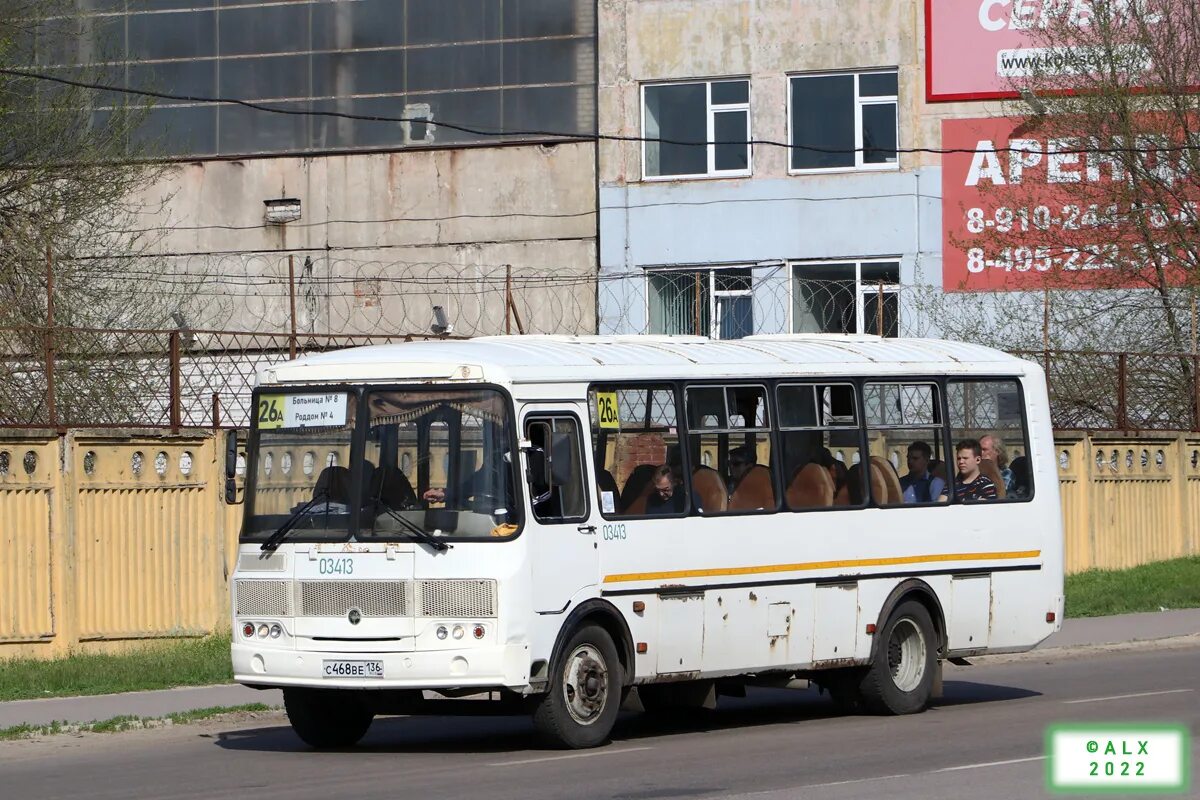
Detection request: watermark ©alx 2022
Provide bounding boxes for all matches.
[1046,724,1191,794]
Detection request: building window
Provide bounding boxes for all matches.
[789,71,898,172]
[32,2,597,159]
[643,79,750,179]
[792,260,899,337]
[648,267,754,339]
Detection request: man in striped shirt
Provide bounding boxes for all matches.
[954,439,998,503]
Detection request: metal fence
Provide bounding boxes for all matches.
[1014,350,1200,432]
[0,327,447,430]
[3,325,1200,431]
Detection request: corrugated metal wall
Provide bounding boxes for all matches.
[1,431,1197,660]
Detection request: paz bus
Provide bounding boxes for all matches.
[229,334,1063,749]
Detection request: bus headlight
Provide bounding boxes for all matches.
[257,623,270,639]
[452,625,465,640]
[436,626,448,640]
[269,624,282,639]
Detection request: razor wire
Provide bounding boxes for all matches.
[7,256,1200,429]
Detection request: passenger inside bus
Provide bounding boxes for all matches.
[727,445,776,511]
[953,439,999,502]
[900,441,945,503]
[644,465,686,515]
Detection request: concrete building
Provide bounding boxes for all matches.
[598,0,955,339]
[53,0,599,336]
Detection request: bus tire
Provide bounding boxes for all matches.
[533,624,622,749]
[859,600,936,715]
[283,688,374,749]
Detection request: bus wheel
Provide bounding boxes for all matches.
[533,624,623,749]
[284,688,374,749]
[860,600,936,715]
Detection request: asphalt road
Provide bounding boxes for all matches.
[2,643,1196,800]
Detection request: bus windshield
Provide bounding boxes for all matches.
[358,388,521,541]
[242,391,359,543]
[241,387,521,545]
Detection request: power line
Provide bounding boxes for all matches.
[98,192,948,236]
[3,67,1198,157]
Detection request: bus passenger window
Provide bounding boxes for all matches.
[686,385,777,514]
[864,382,947,506]
[948,379,1032,502]
[525,417,588,523]
[777,383,862,509]
[589,386,686,518]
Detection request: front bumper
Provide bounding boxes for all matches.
[232,641,531,690]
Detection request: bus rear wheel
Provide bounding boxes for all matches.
[533,624,623,749]
[859,600,937,715]
[283,688,374,749]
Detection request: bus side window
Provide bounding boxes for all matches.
[686,384,777,514]
[863,382,946,506]
[525,416,588,523]
[777,383,861,510]
[947,379,1032,502]
[589,386,686,518]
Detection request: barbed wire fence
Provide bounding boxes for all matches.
[7,252,1200,430]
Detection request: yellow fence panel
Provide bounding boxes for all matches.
[1055,437,1092,574]
[72,436,223,641]
[0,439,58,643]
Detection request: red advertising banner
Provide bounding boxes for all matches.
[925,0,1158,102]
[941,116,1194,292]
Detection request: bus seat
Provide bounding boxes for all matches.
[691,466,728,513]
[786,462,834,509]
[620,463,657,515]
[869,456,903,505]
[846,462,887,506]
[1008,455,1030,498]
[729,465,775,511]
[980,458,1007,499]
[597,469,622,513]
[371,467,417,509]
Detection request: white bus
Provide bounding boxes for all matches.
[229,335,1063,749]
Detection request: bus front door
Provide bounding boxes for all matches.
[522,406,600,613]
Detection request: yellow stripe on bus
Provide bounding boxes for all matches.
[601,550,1042,584]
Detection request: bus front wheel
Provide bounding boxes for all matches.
[533,624,623,749]
[859,600,937,715]
[283,688,374,749]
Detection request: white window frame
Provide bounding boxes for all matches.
[644,265,755,339]
[787,69,899,175]
[788,258,901,336]
[641,78,752,182]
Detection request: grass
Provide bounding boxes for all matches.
[1065,556,1200,618]
[0,634,233,703]
[0,703,277,741]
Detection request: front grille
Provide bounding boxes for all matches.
[418,579,497,618]
[234,580,293,617]
[298,580,412,617]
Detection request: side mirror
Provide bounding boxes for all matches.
[524,446,552,506]
[224,430,243,505]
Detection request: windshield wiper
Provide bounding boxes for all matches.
[261,488,329,552]
[370,497,450,552]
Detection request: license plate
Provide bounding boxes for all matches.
[322,660,384,678]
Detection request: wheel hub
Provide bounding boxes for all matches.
[887,618,927,693]
[562,645,609,725]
